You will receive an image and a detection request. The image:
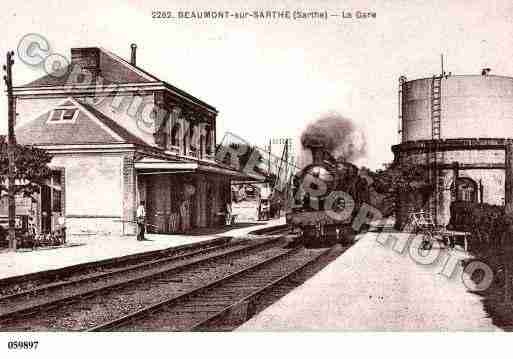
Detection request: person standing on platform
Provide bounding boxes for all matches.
[181,200,192,232]
[225,201,232,225]
[136,201,146,241]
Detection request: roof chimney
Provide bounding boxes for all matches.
[130,43,137,66]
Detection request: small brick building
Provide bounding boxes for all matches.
[12,46,249,236]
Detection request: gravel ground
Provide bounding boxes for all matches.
[1,246,286,331]
[239,231,501,331]
[117,248,326,331]
[0,218,285,281]
[0,242,253,315]
[0,241,234,297]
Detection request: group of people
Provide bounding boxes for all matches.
[135,200,236,241]
[0,214,67,249]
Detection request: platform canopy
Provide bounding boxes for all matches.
[134,156,265,181]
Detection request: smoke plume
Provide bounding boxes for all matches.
[300,112,367,165]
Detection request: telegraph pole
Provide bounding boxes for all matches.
[268,139,271,177]
[3,51,16,251]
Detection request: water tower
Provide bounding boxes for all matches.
[392,70,513,227]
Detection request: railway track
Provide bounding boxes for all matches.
[0,226,344,332]
[0,236,283,330]
[89,245,334,332]
[0,226,289,297]
[0,236,234,297]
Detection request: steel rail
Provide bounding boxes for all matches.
[190,246,334,331]
[0,241,237,304]
[0,224,289,290]
[0,237,281,324]
[0,236,232,289]
[87,246,301,331]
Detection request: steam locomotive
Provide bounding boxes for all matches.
[286,144,370,247]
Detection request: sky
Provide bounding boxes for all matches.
[2,0,513,170]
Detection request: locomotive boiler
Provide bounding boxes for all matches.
[286,144,370,247]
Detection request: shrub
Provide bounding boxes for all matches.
[448,201,510,253]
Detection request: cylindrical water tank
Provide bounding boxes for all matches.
[401,75,513,142]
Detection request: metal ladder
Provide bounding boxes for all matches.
[398,76,407,142]
[431,76,442,139]
[429,76,443,225]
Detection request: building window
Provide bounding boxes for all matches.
[47,108,79,123]
[62,109,76,120]
[182,129,188,155]
[52,189,62,213]
[155,127,167,148]
[456,177,477,203]
[189,123,197,150]
[205,126,212,155]
[51,170,63,213]
[171,123,180,147]
[200,135,205,158]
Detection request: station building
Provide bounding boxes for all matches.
[393,73,513,228]
[12,46,250,236]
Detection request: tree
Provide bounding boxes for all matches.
[0,136,53,203]
[371,161,434,215]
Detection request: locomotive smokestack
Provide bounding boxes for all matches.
[309,144,325,164]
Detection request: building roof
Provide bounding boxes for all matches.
[21,48,156,87]
[77,101,148,146]
[15,97,148,146]
[17,47,217,112]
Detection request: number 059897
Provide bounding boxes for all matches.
[7,341,39,350]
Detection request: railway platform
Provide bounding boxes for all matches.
[238,229,500,331]
[0,218,285,282]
